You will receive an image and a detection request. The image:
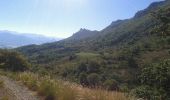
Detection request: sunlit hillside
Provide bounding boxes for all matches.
[0,0,170,100]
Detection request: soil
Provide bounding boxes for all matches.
[0,76,40,100]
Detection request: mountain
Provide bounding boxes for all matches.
[66,28,99,40]
[17,0,170,67]
[134,1,166,18]
[16,0,170,98]
[0,31,61,48]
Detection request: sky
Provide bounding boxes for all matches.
[0,0,162,38]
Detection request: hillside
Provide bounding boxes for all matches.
[0,31,61,48]
[17,0,170,62]
[66,28,99,40]
[16,0,170,99]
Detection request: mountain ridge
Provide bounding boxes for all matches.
[17,0,170,55]
[66,28,99,41]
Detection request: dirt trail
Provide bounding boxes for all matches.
[0,76,40,100]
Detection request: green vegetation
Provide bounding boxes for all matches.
[0,0,168,100]
[14,72,133,100]
[0,50,30,71]
[132,59,170,100]
[19,72,38,91]
[76,52,100,58]
[103,79,118,91]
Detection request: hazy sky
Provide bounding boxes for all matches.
[0,0,162,38]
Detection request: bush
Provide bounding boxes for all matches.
[77,63,87,73]
[131,85,167,100]
[38,78,58,100]
[19,72,38,91]
[79,72,88,86]
[128,57,138,68]
[119,84,129,92]
[139,59,170,89]
[13,72,134,100]
[0,50,30,71]
[87,61,100,73]
[134,59,170,99]
[87,73,100,87]
[103,79,118,90]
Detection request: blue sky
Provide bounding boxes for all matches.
[0,0,162,38]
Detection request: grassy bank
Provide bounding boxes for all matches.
[0,71,135,100]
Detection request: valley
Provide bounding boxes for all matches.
[0,31,61,48]
[0,0,170,100]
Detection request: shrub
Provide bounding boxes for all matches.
[87,73,100,87]
[103,79,118,90]
[19,72,38,91]
[131,85,167,100]
[12,72,134,100]
[79,72,88,86]
[119,84,129,92]
[0,50,30,71]
[128,57,138,68]
[87,61,100,73]
[38,77,58,100]
[78,63,87,72]
[139,59,170,89]
[134,59,170,99]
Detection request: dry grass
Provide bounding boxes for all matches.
[1,96,9,100]
[0,79,11,100]
[14,72,135,100]
[18,72,38,91]
[0,80,4,88]
[75,85,134,100]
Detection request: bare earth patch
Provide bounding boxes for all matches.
[0,86,17,100]
[0,76,40,100]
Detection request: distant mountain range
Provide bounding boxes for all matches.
[0,31,62,48]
